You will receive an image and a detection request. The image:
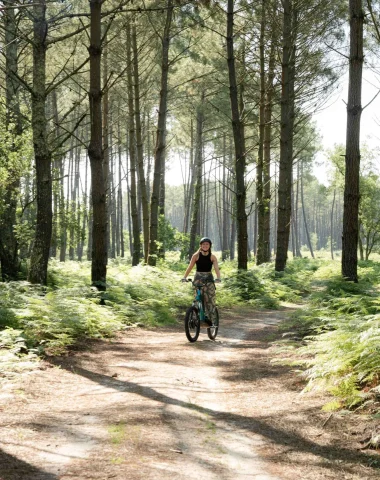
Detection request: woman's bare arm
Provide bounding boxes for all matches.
[211,255,221,280]
[183,253,199,279]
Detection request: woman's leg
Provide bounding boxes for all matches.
[203,282,216,323]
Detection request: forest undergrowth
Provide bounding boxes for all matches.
[276,257,380,420]
[1,254,380,419]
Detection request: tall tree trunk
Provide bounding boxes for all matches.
[301,161,314,258]
[291,171,296,258]
[229,142,236,260]
[132,22,150,263]
[262,22,276,263]
[103,37,111,257]
[78,151,88,261]
[148,0,173,266]
[294,161,301,257]
[0,2,22,280]
[69,145,80,260]
[215,166,222,248]
[158,155,166,259]
[273,161,278,254]
[50,91,59,259]
[146,111,152,200]
[226,0,248,270]
[275,0,296,272]
[65,142,73,260]
[221,133,229,260]
[126,21,141,266]
[28,1,52,285]
[59,140,68,262]
[109,126,117,259]
[358,225,364,260]
[183,120,195,234]
[342,0,364,282]
[188,100,204,258]
[117,111,123,257]
[253,193,258,256]
[256,0,266,265]
[88,0,107,290]
[330,189,336,259]
[125,142,133,257]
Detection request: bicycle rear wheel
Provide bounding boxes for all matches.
[207,307,219,340]
[185,306,200,342]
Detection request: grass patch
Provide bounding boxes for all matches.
[108,422,127,445]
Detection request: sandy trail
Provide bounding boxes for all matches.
[0,308,377,480]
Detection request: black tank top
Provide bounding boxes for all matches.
[196,252,213,272]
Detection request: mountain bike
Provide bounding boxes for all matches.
[184,279,219,342]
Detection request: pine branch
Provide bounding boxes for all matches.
[47,22,90,46]
[46,57,90,95]
[51,112,87,153]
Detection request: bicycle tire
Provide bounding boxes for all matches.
[185,306,200,343]
[207,307,219,340]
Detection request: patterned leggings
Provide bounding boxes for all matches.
[194,272,217,322]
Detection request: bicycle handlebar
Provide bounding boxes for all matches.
[186,278,215,287]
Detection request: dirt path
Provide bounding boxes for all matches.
[0,307,378,480]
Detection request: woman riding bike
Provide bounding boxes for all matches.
[181,237,221,325]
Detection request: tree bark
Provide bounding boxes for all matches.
[50,91,59,259]
[109,125,117,259]
[330,189,336,259]
[262,30,275,263]
[132,22,150,263]
[358,226,364,260]
[256,0,266,265]
[342,0,364,282]
[125,138,133,258]
[183,120,195,234]
[148,0,173,266]
[301,161,314,258]
[275,0,296,272]
[226,0,248,270]
[117,109,124,258]
[0,2,22,280]
[188,100,204,258]
[222,133,229,260]
[126,21,141,266]
[294,160,301,257]
[28,1,53,285]
[102,36,111,257]
[88,0,107,290]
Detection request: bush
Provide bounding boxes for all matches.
[223,258,317,309]
[278,259,380,409]
[0,259,195,364]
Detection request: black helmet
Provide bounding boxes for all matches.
[199,237,212,246]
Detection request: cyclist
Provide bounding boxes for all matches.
[181,237,221,325]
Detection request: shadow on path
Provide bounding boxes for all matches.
[0,447,57,480]
[50,359,378,475]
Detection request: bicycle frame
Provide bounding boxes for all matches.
[194,285,205,321]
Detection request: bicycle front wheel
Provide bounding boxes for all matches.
[185,306,200,343]
[207,307,219,340]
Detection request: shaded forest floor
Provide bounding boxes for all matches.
[0,306,379,479]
